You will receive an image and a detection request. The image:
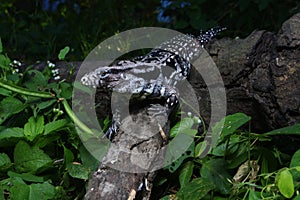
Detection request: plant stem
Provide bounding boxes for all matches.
[61,98,94,136]
[0,79,54,98]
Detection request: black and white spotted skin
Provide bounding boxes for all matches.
[81,27,225,140]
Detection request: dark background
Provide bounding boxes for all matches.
[0,0,299,61]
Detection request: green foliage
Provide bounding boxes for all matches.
[0,46,99,199]
[58,46,70,61]
[159,113,300,199]
[0,0,299,61]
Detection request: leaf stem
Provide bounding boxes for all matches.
[61,99,94,136]
[0,79,54,98]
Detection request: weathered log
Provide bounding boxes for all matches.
[84,106,170,200]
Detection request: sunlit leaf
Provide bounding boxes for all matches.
[58,46,70,60]
[277,169,294,198]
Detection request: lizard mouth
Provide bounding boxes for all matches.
[99,74,121,87]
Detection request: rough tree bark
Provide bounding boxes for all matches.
[32,13,300,199]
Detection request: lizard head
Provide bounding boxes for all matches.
[80,66,123,88]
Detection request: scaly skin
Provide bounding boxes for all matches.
[81,27,225,140]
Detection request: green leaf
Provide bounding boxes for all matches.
[170,117,194,138]
[293,194,300,200]
[67,163,90,180]
[0,153,11,172]
[0,87,11,96]
[9,180,29,200]
[195,140,208,158]
[0,37,3,53]
[200,159,231,195]
[44,119,69,135]
[8,171,44,183]
[24,116,44,141]
[37,99,57,110]
[277,169,294,198]
[0,127,24,147]
[10,181,56,200]
[28,182,56,200]
[290,149,300,182]
[248,190,261,200]
[176,178,215,199]
[64,146,74,164]
[211,134,241,157]
[14,140,52,173]
[213,113,251,141]
[23,70,48,90]
[290,149,300,168]
[164,135,194,173]
[0,54,10,69]
[265,123,300,136]
[79,145,99,170]
[58,82,73,99]
[58,46,70,60]
[179,161,194,188]
[0,96,26,124]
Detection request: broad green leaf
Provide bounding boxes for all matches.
[212,113,251,141]
[200,159,231,195]
[170,117,194,138]
[0,96,25,113]
[176,178,215,199]
[8,171,44,183]
[28,182,56,200]
[164,134,194,173]
[0,127,24,147]
[0,153,11,172]
[265,123,300,136]
[195,140,208,158]
[67,163,90,180]
[44,119,69,135]
[179,161,194,188]
[9,181,29,200]
[24,116,44,141]
[277,169,294,198]
[10,181,56,200]
[14,140,52,173]
[58,46,70,60]
[0,127,24,138]
[0,96,26,123]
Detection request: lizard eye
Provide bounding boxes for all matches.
[98,69,110,78]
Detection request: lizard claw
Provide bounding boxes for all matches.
[103,120,120,141]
